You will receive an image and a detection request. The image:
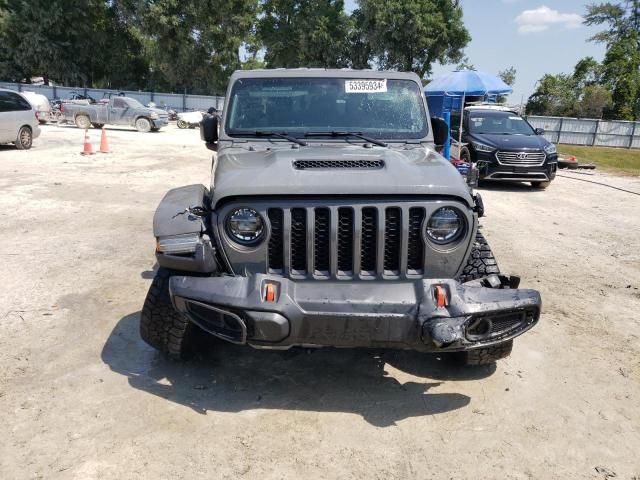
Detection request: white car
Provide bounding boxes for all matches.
[21,91,51,124]
[0,88,41,149]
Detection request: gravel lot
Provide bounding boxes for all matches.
[1,123,639,479]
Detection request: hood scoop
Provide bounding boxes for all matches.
[293,159,385,170]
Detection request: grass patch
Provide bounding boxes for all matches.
[558,144,640,175]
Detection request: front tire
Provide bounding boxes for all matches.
[457,230,500,283]
[92,123,104,129]
[75,114,91,129]
[135,117,152,132]
[455,231,514,366]
[459,146,471,163]
[460,341,513,366]
[140,268,193,359]
[177,119,187,129]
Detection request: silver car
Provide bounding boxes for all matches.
[0,88,41,149]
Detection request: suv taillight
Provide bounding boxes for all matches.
[35,111,39,120]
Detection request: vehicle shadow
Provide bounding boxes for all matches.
[101,312,494,427]
[476,181,545,193]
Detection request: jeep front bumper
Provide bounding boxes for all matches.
[169,274,541,352]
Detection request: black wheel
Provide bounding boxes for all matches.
[150,127,160,132]
[135,117,152,132]
[75,114,91,129]
[140,268,193,359]
[531,181,551,189]
[177,119,187,129]
[92,123,104,129]
[38,119,47,125]
[459,146,471,163]
[460,340,513,366]
[15,126,33,150]
[457,230,500,283]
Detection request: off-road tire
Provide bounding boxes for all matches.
[531,181,551,189]
[459,146,471,163]
[140,268,193,359]
[135,117,152,132]
[150,127,160,132]
[91,123,104,129]
[15,126,32,150]
[461,340,513,366]
[75,114,91,129]
[458,230,500,283]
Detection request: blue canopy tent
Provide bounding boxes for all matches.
[424,70,513,159]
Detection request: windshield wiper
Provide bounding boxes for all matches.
[304,131,388,147]
[253,131,307,146]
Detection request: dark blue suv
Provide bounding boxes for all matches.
[451,106,558,189]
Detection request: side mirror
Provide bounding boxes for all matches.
[200,114,219,150]
[431,117,449,146]
[535,127,545,135]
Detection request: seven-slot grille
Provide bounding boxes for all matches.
[496,150,545,166]
[266,206,429,278]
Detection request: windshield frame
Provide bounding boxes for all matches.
[222,76,431,143]
[465,110,536,136]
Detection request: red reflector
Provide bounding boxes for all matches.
[265,283,275,302]
[435,285,448,308]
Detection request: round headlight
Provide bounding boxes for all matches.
[426,207,464,244]
[226,208,264,245]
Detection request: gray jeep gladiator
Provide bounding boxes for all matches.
[141,69,541,366]
[61,96,168,132]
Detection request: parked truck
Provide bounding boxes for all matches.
[142,69,542,366]
[61,96,169,132]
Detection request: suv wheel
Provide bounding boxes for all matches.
[15,126,33,150]
[75,114,91,129]
[135,117,151,132]
[140,268,194,359]
[459,146,471,163]
[457,230,500,283]
[460,341,513,366]
[531,181,551,189]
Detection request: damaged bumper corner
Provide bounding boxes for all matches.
[168,274,541,352]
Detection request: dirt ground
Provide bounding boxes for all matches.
[1,123,639,480]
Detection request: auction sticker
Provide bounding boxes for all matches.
[345,79,387,93]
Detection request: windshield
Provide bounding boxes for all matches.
[467,111,535,135]
[225,77,428,140]
[125,97,144,109]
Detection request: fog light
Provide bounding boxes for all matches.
[156,233,200,254]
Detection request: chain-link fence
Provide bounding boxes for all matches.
[0,82,225,113]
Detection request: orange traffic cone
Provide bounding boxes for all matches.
[99,127,109,154]
[81,129,94,155]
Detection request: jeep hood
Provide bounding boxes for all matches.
[211,144,473,206]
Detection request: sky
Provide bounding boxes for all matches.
[344,0,607,104]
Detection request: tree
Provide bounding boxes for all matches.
[0,0,148,88]
[526,73,578,116]
[584,1,640,120]
[140,0,258,94]
[257,0,351,68]
[496,66,516,103]
[578,84,613,118]
[355,0,470,79]
[455,56,475,71]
